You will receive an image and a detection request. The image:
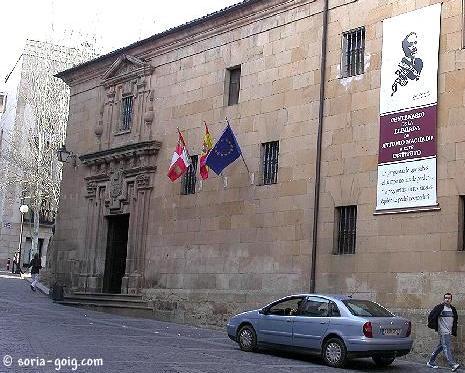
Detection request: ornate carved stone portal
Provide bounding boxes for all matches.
[78,141,161,294]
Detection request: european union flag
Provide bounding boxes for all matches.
[205,124,242,175]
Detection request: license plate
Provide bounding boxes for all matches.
[383,328,401,336]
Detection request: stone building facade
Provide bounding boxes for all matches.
[0,40,66,269]
[54,0,465,357]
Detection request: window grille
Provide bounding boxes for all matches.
[181,155,198,195]
[460,196,465,251]
[342,27,365,78]
[0,93,6,113]
[227,66,241,106]
[261,141,279,185]
[335,206,357,254]
[120,96,133,131]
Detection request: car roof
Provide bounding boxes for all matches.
[286,294,352,301]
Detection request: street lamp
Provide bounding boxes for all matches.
[16,204,29,274]
[56,144,77,167]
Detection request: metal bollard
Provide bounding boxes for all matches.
[6,258,10,271]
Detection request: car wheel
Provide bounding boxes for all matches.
[237,325,257,352]
[322,338,347,368]
[372,355,395,367]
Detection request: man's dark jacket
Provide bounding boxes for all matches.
[428,303,458,336]
[29,258,42,275]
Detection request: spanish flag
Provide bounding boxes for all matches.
[199,122,213,180]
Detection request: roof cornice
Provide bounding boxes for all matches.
[57,0,315,85]
[58,0,355,87]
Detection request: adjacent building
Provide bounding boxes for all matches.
[53,0,465,355]
[0,40,91,270]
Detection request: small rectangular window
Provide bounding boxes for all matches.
[463,1,465,49]
[181,155,198,195]
[261,141,279,185]
[459,196,465,251]
[335,205,357,254]
[227,66,241,106]
[0,93,7,114]
[120,96,133,131]
[341,27,365,78]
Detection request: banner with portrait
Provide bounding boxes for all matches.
[376,4,441,211]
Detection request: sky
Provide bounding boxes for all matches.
[0,0,240,87]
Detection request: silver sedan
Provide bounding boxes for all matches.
[227,294,413,368]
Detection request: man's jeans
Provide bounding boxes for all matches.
[429,334,457,367]
[31,273,39,289]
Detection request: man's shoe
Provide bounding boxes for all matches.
[452,363,460,371]
[427,362,439,369]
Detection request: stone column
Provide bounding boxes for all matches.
[122,173,152,294]
[80,181,107,292]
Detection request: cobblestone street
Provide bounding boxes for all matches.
[0,271,456,373]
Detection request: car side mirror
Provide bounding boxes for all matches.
[259,308,267,315]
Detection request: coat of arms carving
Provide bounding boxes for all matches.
[110,169,124,199]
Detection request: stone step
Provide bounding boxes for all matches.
[72,292,142,300]
[55,300,154,319]
[64,295,147,307]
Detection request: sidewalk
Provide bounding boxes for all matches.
[0,270,452,373]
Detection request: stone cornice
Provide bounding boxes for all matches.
[79,140,162,166]
[139,0,317,63]
[57,0,314,86]
[59,0,356,88]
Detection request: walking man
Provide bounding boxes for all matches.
[28,253,42,292]
[427,293,460,371]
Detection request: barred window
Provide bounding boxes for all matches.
[341,27,365,78]
[463,2,465,49]
[261,141,279,185]
[181,155,198,195]
[120,96,134,131]
[227,66,241,106]
[0,93,6,113]
[459,196,465,251]
[335,206,357,255]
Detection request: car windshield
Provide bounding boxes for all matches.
[342,299,393,317]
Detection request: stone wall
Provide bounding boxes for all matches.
[52,0,465,359]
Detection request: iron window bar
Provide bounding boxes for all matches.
[342,27,365,78]
[462,196,465,251]
[262,141,279,185]
[121,96,134,131]
[181,155,198,195]
[336,205,357,254]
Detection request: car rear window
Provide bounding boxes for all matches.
[342,299,393,317]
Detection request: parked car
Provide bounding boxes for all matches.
[227,294,412,368]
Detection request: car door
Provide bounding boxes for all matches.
[292,296,331,350]
[257,297,304,346]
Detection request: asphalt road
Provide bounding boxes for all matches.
[0,271,454,373]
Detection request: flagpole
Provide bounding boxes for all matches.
[177,127,192,156]
[225,117,252,182]
[240,154,250,174]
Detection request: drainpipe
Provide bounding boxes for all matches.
[310,0,329,293]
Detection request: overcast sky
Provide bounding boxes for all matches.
[0,0,239,86]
